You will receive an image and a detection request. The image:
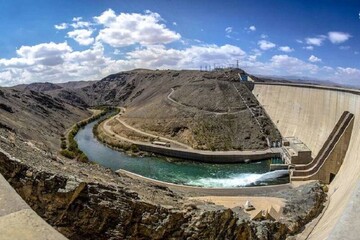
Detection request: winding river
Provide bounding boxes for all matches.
[75,117,289,188]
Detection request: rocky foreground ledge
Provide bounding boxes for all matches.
[0,128,325,240]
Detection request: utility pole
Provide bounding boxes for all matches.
[236,60,239,69]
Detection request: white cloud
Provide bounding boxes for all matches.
[225,27,233,33]
[71,21,91,29]
[70,16,91,29]
[258,40,276,50]
[0,42,73,74]
[0,42,247,85]
[94,9,116,25]
[336,67,360,75]
[249,25,256,31]
[305,36,326,46]
[248,49,262,62]
[278,46,294,53]
[0,42,116,85]
[16,42,72,65]
[339,46,350,50]
[260,34,268,39]
[67,29,94,46]
[328,32,351,44]
[308,55,322,63]
[94,9,181,47]
[54,23,68,30]
[72,17,82,22]
[335,67,360,82]
[125,44,246,69]
[241,54,320,77]
[322,66,333,72]
[173,22,177,26]
[296,39,303,44]
[303,46,314,50]
[270,55,319,74]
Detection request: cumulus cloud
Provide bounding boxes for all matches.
[308,55,322,63]
[335,67,360,83]
[67,29,94,46]
[248,49,262,62]
[336,67,360,75]
[54,23,68,30]
[249,25,256,31]
[305,36,326,46]
[94,9,181,47]
[15,42,72,67]
[0,42,71,70]
[303,46,314,50]
[0,41,246,85]
[258,40,276,50]
[238,54,323,78]
[339,46,350,50]
[0,42,115,85]
[70,16,91,29]
[278,46,294,53]
[302,32,351,47]
[270,54,319,74]
[72,17,82,22]
[225,27,233,33]
[125,44,246,69]
[328,31,351,44]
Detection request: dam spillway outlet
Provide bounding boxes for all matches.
[75,118,289,188]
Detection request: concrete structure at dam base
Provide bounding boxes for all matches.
[254,83,360,240]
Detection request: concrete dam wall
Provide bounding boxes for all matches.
[253,83,360,240]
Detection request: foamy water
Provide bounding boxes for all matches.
[187,170,289,188]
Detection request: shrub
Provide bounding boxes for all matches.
[61,106,120,161]
[130,144,139,153]
[78,152,89,163]
[60,149,76,159]
[60,140,67,149]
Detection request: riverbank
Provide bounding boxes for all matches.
[96,111,282,163]
[60,106,119,161]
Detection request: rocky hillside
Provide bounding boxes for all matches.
[22,68,281,151]
[0,87,89,151]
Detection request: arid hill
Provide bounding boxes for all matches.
[20,68,281,151]
[0,87,89,151]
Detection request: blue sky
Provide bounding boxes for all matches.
[0,0,359,86]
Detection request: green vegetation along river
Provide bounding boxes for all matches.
[75,117,289,188]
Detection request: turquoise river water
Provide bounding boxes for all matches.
[75,118,289,188]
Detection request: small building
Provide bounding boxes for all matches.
[282,137,312,164]
[240,74,248,81]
